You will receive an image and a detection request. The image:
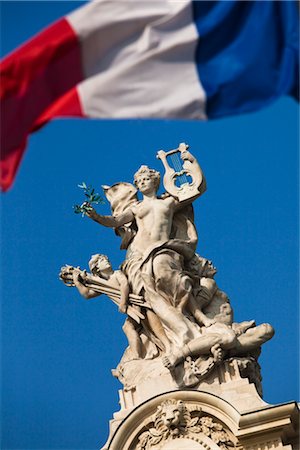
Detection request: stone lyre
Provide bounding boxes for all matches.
[157,142,206,202]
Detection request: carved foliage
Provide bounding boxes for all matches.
[137,399,234,449]
[198,416,234,449]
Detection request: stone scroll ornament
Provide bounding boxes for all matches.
[136,399,235,449]
[60,142,274,392]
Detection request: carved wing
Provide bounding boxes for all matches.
[102,182,138,249]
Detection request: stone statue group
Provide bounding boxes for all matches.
[60,143,274,390]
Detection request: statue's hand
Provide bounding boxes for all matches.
[118,302,128,314]
[180,149,194,163]
[232,320,256,336]
[73,268,86,284]
[202,317,216,328]
[59,265,76,286]
[84,206,98,220]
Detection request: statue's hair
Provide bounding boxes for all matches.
[202,258,217,277]
[154,399,189,433]
[89,254,111,273]
[133,165,160,190]
[188,254,217,278]
[162,399,185,413]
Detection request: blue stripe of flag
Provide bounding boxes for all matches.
[192,0,299,119]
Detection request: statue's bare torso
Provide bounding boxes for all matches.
[131,196,176,254]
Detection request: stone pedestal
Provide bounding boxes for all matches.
[101,360,299,450]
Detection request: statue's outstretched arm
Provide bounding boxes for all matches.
[73,269,99,299]
[85,207,134,228]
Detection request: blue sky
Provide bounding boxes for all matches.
[1,2,299,449]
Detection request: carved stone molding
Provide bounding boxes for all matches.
[136,398,235,450]
[103,391,298,450]
[106,391,239,450]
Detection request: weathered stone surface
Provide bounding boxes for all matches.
[102,391,298,450]
[59,143,294,450]
[60,143,274,395]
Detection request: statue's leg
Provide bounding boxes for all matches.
[141,272,195,346]
[188,294,216,327]
[163,334,221,369]
[163,327,237,369]
[146,309,172,354]
[146,289,193,345]
[175,275,193,313]
[122,317,143,359]
[152,251,184,307]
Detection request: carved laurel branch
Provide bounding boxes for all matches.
[137,399,235,450]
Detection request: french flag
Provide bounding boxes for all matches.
[1,0,298,191]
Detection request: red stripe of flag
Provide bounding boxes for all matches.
[0,18,83,191]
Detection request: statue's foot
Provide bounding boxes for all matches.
[202,317,216,328]
[211,344,224,362]
[163,347,185,370]
[162,354,176,370]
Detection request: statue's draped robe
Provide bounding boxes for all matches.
[103,183,204,357]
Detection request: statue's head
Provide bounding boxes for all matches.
[188,254,217,278]
[203,259,217,278]
[89,254,112,276]
[155,399,186,434]
[134,165,160,193]
[161,401,182,428]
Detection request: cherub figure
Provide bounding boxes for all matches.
[61,254,172,358]
[179,255,219,327]
[63,254,143,359]
[73,253,129,313]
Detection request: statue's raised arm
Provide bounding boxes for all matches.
[85,143,206,234]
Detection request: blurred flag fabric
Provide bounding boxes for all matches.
[0,0,298,191]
